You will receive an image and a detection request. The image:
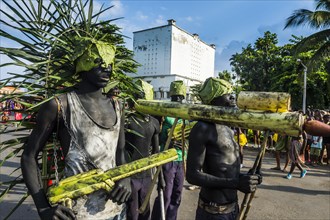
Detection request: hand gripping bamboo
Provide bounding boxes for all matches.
[47,149,178,206]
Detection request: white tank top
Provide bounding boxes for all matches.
[64,91,124,219]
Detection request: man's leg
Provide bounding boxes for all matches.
[138,177,152,220]
[271,151,281,170]
[326,144,330,164]
[167,162,184,220]
[282,151,290,172]
[151,162,175,220]
[127,178,141,220]
[319,143,326,164]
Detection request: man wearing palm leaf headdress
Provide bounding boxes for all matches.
[21,38,131,220]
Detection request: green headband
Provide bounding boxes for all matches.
[198,77,233,104]
[169,80,186,98]
[135,79,154,100]
[72,38,116,74]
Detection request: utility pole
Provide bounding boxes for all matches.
[297,59,307,114]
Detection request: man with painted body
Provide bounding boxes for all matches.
[21,39,131,220]
[125,80,160,220]
[151,81,187,220]
[186,78,261,220]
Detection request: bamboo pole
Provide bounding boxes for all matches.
[135,100,304,137]
[238,131,270,220]
[237,91,291,113]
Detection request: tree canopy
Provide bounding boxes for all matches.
[230,31,329,110]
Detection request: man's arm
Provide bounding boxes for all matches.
[21,99,75,220]
[109,104,131,204]
[151,118,160,154]
[186,122,239,189]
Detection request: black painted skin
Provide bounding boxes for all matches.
[21,64,131,220]
[186,94,261,205]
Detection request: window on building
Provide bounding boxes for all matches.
[167,92,170,98]
[160,91,164,99]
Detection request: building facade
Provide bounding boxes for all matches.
[130,19,215,101]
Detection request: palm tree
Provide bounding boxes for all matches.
[0,0,139,218]
[284,0,330,70]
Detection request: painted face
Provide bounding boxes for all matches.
[82,60,112,88]
[211,93,236,107]
[171,95,185,102]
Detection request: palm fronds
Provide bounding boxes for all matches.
[284,0,330,72]
[0,0,139,217]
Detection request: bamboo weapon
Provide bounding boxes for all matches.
[238,131,270,220]
[47,148,178,207]
[135,92,330,137]
[135,100,303,137]
[138,118,179,214]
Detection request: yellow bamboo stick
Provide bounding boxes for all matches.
[237,91,291,113]
[135,100,304,137]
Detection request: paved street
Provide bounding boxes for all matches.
[1,128,329,220]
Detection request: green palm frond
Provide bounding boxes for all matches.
[284,0,330,70]
[0,0,139,218]
[315,0,330,11]
[294,29,330,53]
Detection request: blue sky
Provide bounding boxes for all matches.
[105,0,316,74]
[0,0,318,79]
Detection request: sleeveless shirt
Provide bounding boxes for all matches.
[64,91,124,219]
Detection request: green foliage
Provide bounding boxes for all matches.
[284,0,330,72]
[0,0,139,218]
[230,32,329,110]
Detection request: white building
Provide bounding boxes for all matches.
[130,19,215,101]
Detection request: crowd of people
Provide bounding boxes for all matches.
[19,38,329,220]
[1,100,24,122]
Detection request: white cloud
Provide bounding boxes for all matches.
[136,11,148,21]
[215,40,248,73]
[108,0,124,17]
[185,16,193,22]
[257,22,316,45]
[155,15,166,26]
[0,54,25,80]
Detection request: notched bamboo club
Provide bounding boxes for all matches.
[47,149,178,207]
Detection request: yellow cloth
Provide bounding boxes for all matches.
[234,133,248,147]
[273,133,278,142]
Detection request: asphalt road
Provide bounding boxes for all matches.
[1,127,329,220]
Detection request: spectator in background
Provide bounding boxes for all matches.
[310,135,323,166]
[319,114,330,165]
[286,132,308,180]
[253,130,261,148]
[271,134,290,172]
[234,128,248,168]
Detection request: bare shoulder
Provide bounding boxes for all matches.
[150,115,160,126]
[37,94,68,122]
[192,121,214,133]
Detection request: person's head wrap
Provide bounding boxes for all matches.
[135,79,154,100]
[198,77,233,104]
[169,80,186,98]
[72,37,116,74]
